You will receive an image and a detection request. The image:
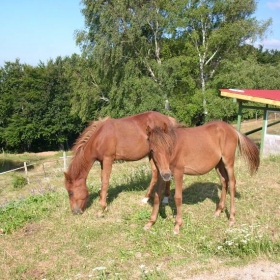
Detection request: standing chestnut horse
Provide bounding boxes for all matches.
[145,121,260,234]
[64,111,177,215]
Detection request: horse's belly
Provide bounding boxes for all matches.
[182,153,221,175]
[184,165,214,175]
[115,142,149,160]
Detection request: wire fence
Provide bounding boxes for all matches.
[0,152,75,206]
[0,152,71,188]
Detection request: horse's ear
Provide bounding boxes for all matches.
[163,122,168,133]
[64,172,72,183]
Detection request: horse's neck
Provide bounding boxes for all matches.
[69,119,106,180]
[69,148,96,180]
[82,149,96,175]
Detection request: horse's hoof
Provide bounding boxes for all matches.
[143,225,150,231]
[214,210,222,217]
[143,222,154,231]
[97,211,105,218]
[142,197,149,204]
[173,226,180,235]
[162,197,169,204]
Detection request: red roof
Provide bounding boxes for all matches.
[220,89,280,106]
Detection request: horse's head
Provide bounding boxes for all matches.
[64,172,89,214]
[147,124,176,182]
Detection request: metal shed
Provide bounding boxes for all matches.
[220,89,280,156]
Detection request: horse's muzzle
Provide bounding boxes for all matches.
[72,207,84,215]
[161,171,172,182]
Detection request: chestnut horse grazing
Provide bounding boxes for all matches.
[145,121,260,234]
[64,111,177,215]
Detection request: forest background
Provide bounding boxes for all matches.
[1,0,280,153]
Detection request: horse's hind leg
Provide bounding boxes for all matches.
[215,160,228,217]
[225,164,236,226]
[215,159,236,226]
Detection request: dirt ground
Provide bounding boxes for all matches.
[29,151,58,156]
[182,261,280,280]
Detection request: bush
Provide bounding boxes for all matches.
[12,174,27,189]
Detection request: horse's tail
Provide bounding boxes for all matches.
[237,131,260,175]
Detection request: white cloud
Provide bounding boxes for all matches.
[267,0,280,10]
[254,38,280,50]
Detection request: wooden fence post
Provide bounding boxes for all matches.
[24,162,30,184]
[63,151,67,171]
[42,163,46,177]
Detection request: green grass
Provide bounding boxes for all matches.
[0,190,61,234]
[0,154,280,279]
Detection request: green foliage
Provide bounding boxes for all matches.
[205,89,238,122]
[11,174,27,189]
[131,209,151,222]
[1,1,280,151]
[0,58,83,152]
[0,192,60,234]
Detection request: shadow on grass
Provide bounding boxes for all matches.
[86,173,152,210]
[165,182,241,221]
[0,159,25,173]
[86,173,241,222]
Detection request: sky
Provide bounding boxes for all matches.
[0,0,84,66]
[0,0,280,67]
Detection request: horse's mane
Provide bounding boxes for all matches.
[67,117,110,179]
[149,125,177,155]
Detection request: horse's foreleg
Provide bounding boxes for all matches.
[98,158,113,216]
[173,171,183,234]
[143,158,158,203]
[144,173,164,230]
[162,180,171,204]
[214,161,228,217]
[143,158,170,204]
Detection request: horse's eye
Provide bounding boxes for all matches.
[68,191,74,197]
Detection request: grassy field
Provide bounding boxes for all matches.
[0,150,280,279]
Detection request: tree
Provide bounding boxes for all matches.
[256,46,280,65]
[0,60,38,151]
[211,47,280,120]
[75,0,192,117]
[172,0,271,119]
[63,54,107,121]
[39,57,83,151]
[75,0,271,123]
[0,58,83,152]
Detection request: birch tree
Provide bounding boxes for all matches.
[174,0,271,117]
[75,0,180,116]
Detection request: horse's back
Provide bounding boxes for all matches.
[172,121,238,175]
[97,111,174,161]
[118,111,176,128]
